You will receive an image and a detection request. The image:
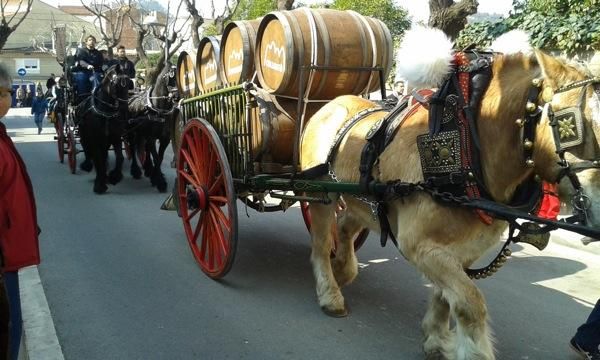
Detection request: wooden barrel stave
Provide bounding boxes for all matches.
[220,19,261,86]
[197,36,222,93]
[176,51,198,98]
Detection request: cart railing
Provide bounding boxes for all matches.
[180,85,252,179]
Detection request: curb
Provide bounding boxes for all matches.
[18,266,64,360]
[550,229,600,256]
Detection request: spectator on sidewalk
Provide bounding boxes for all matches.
[31,89,47,135]
[15,87,25,108]
[0,64,41,360]
[570,299,600,359]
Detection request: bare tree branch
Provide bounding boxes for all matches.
[0,0,34,50]
[82,0,131,56]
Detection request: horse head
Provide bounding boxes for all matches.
[397,27,600,228]
[102,65,130,116]
[150,62,178,111]
[533,52,600,229]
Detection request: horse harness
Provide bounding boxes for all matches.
[301,51,600,279]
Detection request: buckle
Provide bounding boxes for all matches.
[449,172,465,184]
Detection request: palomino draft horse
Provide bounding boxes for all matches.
[300,28,600,359]
[77,65,130,194]
[126,63,178,192]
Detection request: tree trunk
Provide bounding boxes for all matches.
[0,27,12,51]
[428,0,478,40]
[277,0,294,10]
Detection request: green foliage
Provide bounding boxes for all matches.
[330,0,410,39]
[457,0,600,55]
[232,0,278,20]
[136,53,177,70]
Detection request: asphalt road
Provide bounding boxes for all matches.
[6,108,599,360]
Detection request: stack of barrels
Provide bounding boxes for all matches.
[176,7,393,167]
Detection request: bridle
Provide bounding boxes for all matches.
[522,75,600,225]
[145,69,178,116]
[89,73,130,118]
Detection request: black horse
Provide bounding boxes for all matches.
[77,66,130,194]
[126,63,178,192]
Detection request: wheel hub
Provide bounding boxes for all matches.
[187,185,210,211]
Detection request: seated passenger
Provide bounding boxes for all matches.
[75,35,103,91]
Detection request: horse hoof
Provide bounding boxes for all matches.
[108,172,123,185]
[131,168,142,179]
[157,181,168,193]
[80,161,93,172]
[320,305,349,318]
[424,351,448,360]
[93,184,108,194]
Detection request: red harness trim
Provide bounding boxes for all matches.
[455,53,493,225]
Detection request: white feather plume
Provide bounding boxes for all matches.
[395,26,454,89]
[491,30,532,55]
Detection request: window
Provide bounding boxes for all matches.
[14,58,40,74]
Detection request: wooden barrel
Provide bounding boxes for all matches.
[176,51,198,97]
[220,19,262,86]
[250,95,323,165]
[196,36,222,92]
[255,8,393,99]
[349,11,393,93]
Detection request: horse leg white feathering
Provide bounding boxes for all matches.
[490,30,533,55]
[395,26,454,89]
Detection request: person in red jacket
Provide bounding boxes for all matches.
[0,64,41,360]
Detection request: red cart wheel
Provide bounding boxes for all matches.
[177,118,237,279]
[67,129,77,174]
[300,202,369,255]
[57,114,65,163]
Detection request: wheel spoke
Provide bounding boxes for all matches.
[180,148,202,185]
[208,209,226,267]
[209,195,228,205]
[178,168,201,189]
[208,173,224,195]
[183,206,201,222]
[209,202,232,234]
[206,144,216,182]
[197,210,208,251]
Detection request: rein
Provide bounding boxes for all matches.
[145,85,177,116]
[85,76,129,119]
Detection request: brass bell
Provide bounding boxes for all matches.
[503,248,512,257]
[594,160,600,167]
[515,118,525,127]
[490,267,497,273]
[523,139,533,150]
[468,172,475,180]
[534,174,541,182]
[474,274,481,279]
[532,78,542,87]
[525,158,535,168]
[526,102,537,112]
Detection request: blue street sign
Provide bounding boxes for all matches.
[17,68,26,77]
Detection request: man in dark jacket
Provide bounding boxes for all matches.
[116,45,135,79]
[75,35,103,90]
